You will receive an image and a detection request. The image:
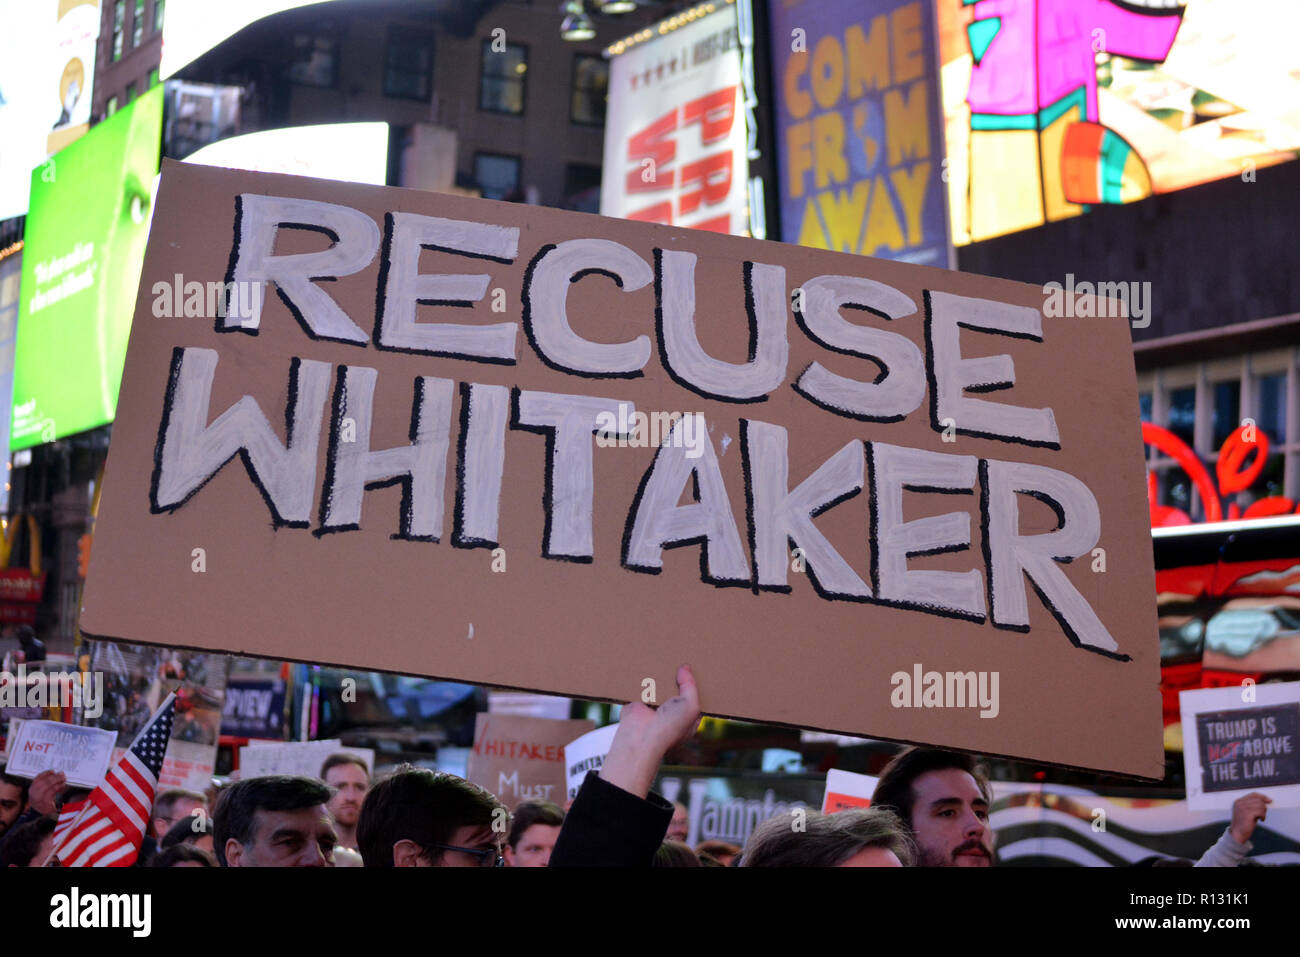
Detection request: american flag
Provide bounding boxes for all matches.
[52,795,88,845]
[47,693,176,868]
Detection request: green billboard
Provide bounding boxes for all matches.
[12,86,163,450]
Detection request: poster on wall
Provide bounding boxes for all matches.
[768,0,950,267]
[938,0,1300,244]
[601,4,751,235]
[88,640,229,793]
[11,86,163,450]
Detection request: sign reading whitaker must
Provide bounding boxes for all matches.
[81,161,1162,777]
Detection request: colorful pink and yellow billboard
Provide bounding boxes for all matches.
[938,0,1300,244]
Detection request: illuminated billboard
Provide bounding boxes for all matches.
[183,121,390,185]
[12,87,163,450]
[0,1,100,221]
[601,3,751,235]
[768,0,950,266]
[161,0,323,79]
[939,0,1300,244]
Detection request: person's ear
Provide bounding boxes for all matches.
[224,839,245,867]
[393,839,428,867]
[502,845,516,867]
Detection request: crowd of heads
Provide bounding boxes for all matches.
[0,744,1004,868]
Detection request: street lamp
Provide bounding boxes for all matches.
[560,1,597,41]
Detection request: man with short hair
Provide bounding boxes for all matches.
[320,753,369,852]
[2,814,57,867]
[0,768,64,863]
[870,746,994,867]
[151,788,207,840]
[14,625,45,663]
[0,765,30,838]
[213,775,338,867]
[159,814,215,857]
[357,767,506,867]
[504,801,564,867]
[740,806,914,867]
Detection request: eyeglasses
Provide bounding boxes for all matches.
[425,842,504,867]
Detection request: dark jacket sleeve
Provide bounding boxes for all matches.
[549,772,672,867]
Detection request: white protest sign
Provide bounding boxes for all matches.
[563,724,619,802]
[4,719,116,788]
[239,739,374,780]
[823,768,878,813]
[1180,681,1300,810]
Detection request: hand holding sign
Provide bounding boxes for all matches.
[1230,792,1272,845]
[600,665,701,799]
[29,770,67,816]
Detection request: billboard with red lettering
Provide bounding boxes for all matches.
[601,4,750,235]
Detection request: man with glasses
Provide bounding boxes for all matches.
[357,664,703,867]
[357,766,506,867]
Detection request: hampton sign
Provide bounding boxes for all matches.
[81,161,1162,777]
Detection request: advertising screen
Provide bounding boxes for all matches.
[11,86,164,450]
[183,122,389,185]
[939,0,1300,244]
[161,0,327,79]
[0,1,100,221]
[768,0,949,266]
[601,3,751,235]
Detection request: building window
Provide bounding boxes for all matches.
[1138,349,1300,519]
[112,1,125,61]
[479,40,526,115]
[106,95,119,117]
[124,82,137,105]
[148,68,159,88]
[563,163,601,213]
[384,28,434,101]
[133,0,145,47]
[571,55,607,126]
[474,152,520,201]
[288,30,339,88]
[154,0,165,33]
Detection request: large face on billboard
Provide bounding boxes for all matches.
[601,6,751,236]
[939,0,1300,244]
[12,87,163,450]
[767,0,950,268]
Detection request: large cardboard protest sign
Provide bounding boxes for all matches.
[81,160,1162,777]
[467,714,595,808]
[1180,682,1300,810]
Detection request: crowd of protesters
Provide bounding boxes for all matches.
[0,665,1276,868]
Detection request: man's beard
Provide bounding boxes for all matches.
[917,839,992,867]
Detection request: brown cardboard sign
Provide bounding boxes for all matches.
[466,714,595,809]
[81,161,1163,778]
